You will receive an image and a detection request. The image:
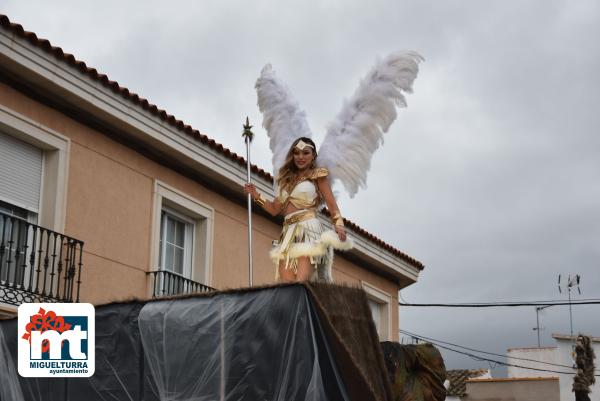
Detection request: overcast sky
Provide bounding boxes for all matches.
[2,1,599,374]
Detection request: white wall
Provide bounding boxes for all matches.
[507,347,559,378]
[507,335,600,401]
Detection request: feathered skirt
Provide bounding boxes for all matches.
[270,209,353,282]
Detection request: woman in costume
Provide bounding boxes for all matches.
[249,51,423,282]
[244,136,350,282]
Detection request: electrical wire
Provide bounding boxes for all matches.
[400,329,600,373]
[400,330,600,377]
[399,299,600,307]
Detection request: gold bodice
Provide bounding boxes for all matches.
[277,168,328,210]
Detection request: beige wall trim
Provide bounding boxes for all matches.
[0,30,419,283]
[0,104,70,232]
[151,181,214,287]
[361,281,393,341]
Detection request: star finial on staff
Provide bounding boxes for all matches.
[242,116,254,142]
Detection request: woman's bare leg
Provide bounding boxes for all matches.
[278,260,297,282]
[295,257,313,282]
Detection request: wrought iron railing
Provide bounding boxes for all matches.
[0,211,84,306]
[147,270,214,298]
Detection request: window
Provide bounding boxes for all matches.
[0,104,70,313]
[0,130,43,292]
[0,105,70,232]
[159,208,194,276]
[368,298,383,337]
[362,281,392,340]
[0,130,42,223]
[151,181,214,293]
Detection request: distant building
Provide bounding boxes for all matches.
[508,334,600,401]
[464,377,559,401]
[445,332,599,401]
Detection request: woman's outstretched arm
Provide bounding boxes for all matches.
[243,183,283,216]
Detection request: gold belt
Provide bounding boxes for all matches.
[283,210,317,226]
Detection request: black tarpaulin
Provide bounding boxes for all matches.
[0,283,388,401]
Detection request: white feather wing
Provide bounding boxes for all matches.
[318,51,423,198]
[255,64,313,177]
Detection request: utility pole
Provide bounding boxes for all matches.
[533,305,552,347]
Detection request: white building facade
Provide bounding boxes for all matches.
[507,334,599,401]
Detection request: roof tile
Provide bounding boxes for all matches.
[446,369,489,396]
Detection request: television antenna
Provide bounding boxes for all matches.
[558,274,581,340]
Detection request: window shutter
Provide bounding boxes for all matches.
[0,131,43,212]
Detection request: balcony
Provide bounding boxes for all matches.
[0,211,84,306]
[148,270,214,298]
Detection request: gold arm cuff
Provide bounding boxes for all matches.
[331,212,344,227]
[254,195,266,207]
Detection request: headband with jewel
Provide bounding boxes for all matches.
[294,139,315,150]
